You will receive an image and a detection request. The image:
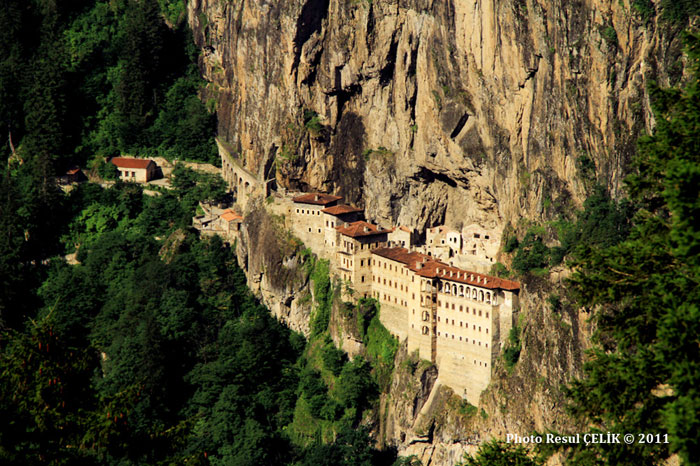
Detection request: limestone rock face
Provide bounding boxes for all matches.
[188,0,681,233]
[186,0,680,462]
[236,203,313,336]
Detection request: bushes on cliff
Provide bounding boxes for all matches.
[502,324,522,371]
[508,185,632,275]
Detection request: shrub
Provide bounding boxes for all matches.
[503,325,521,370]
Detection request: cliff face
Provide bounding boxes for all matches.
[236,202,313,335]
[188,0,681,232]
[186,0,680,463]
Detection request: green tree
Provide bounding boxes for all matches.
[458,440,542,466]
[564,32,700,465]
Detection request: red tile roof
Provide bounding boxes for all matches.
[372,247,430,265]
[412,262,520,291]
[110,157,155,169]
[292,193,342,206]
[373,247,520,291]
[321,204,363,215]
[220,209,243,222]
[336,221,391,238]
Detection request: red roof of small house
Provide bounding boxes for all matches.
[292,193,342,206]
[220,209,243,222]
[336,221,391,238]
[110,157,155,169]
[321,204,363,215]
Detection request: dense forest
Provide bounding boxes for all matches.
[1,0,699,465]
[0,0,217,169]
[0,175,401,465]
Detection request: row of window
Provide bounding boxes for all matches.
[373,258,412,278]
[120,170,137,178]
[375,275,409,291]
[373,291,406,306]
[436,301,489,319]
[437,331,489,348]
[296,208,321,216]
[437,318,488,334]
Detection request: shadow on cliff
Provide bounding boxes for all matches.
[330,111,366,206]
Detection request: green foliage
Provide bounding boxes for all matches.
[333,356,377,412]
[456,399,478,417]
[503,235,519,253]
[393,455,423,466]
[310,259,333,336]
[363,315,398,392]
[303,109,323,135]
[502,324,521,371]
[575,153,596,189]
[96,158,120,180]
[458,440,542,466]
[562,32,700,466]
[1,0,216,168]
[157,0,186,25]
[511,228,550,274]
[659,0,700,24]
[508,185,632,274]
[490,262,511,278]
[171,163,227,215]
[321,337,348,376]
[547,294,562,313]
[631,0,655,21]
[600,25,618,47]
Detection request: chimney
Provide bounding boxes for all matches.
[314,194,319,201]
[364,226,369,233]
[415,261,423,270]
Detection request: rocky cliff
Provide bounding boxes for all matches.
[188,0,682,233]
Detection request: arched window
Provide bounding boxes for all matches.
[479,290,484,302]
